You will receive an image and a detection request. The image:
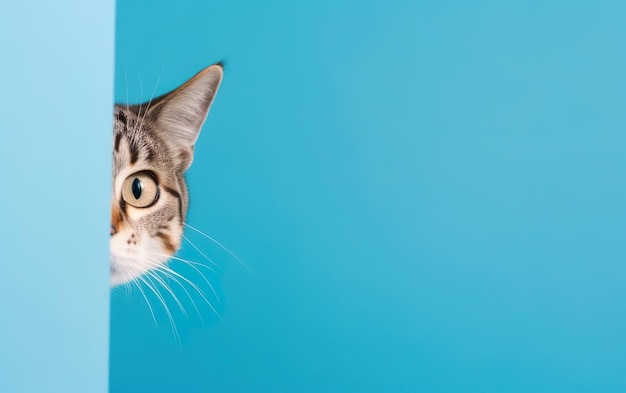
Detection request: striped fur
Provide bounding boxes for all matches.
[110,63,223,287]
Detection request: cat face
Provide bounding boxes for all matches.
[110,64,223,287]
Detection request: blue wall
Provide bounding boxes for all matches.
[0,1,114,392]
[111,1,626,392]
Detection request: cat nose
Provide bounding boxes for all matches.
[110,224,118,236]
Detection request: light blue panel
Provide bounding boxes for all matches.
[111,1,626,392]
[0,1,114,392]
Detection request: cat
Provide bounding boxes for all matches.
[110,63,223,287]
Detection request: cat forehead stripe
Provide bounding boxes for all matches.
[116,109,127,124]
[128,138,140,164]
[114,133,122,152]
[162,185,184,220]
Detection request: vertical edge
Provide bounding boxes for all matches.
[0,0,115,392]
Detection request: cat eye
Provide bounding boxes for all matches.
[121,171,159,208]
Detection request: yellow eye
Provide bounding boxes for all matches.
[121,171,159,208]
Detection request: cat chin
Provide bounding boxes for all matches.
[109,252,170,287]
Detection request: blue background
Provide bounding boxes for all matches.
[111,1,626,392]
[1,1,113,392]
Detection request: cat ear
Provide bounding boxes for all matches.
[149,63,224,170]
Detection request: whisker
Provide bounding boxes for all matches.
[136,59,166,137]
[170,256,218,278]
[155,264,221,316]
[184,223,254,275]
[144,250,219,295]
[131,277,158,327]
[171,259,220,301]
[132,64,144,135]
[167,252,217,274]
[139,274,180,344]
[122,280,131,297]
[141,252,221,318]
[182,234,220,269]
[147,269,187,318]
[124,64,130,113]
[155,267,206,326]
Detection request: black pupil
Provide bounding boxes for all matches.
[132,178,142,199]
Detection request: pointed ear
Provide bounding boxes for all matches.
[148,63,223,170]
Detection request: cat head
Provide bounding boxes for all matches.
[110,63,223,287]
